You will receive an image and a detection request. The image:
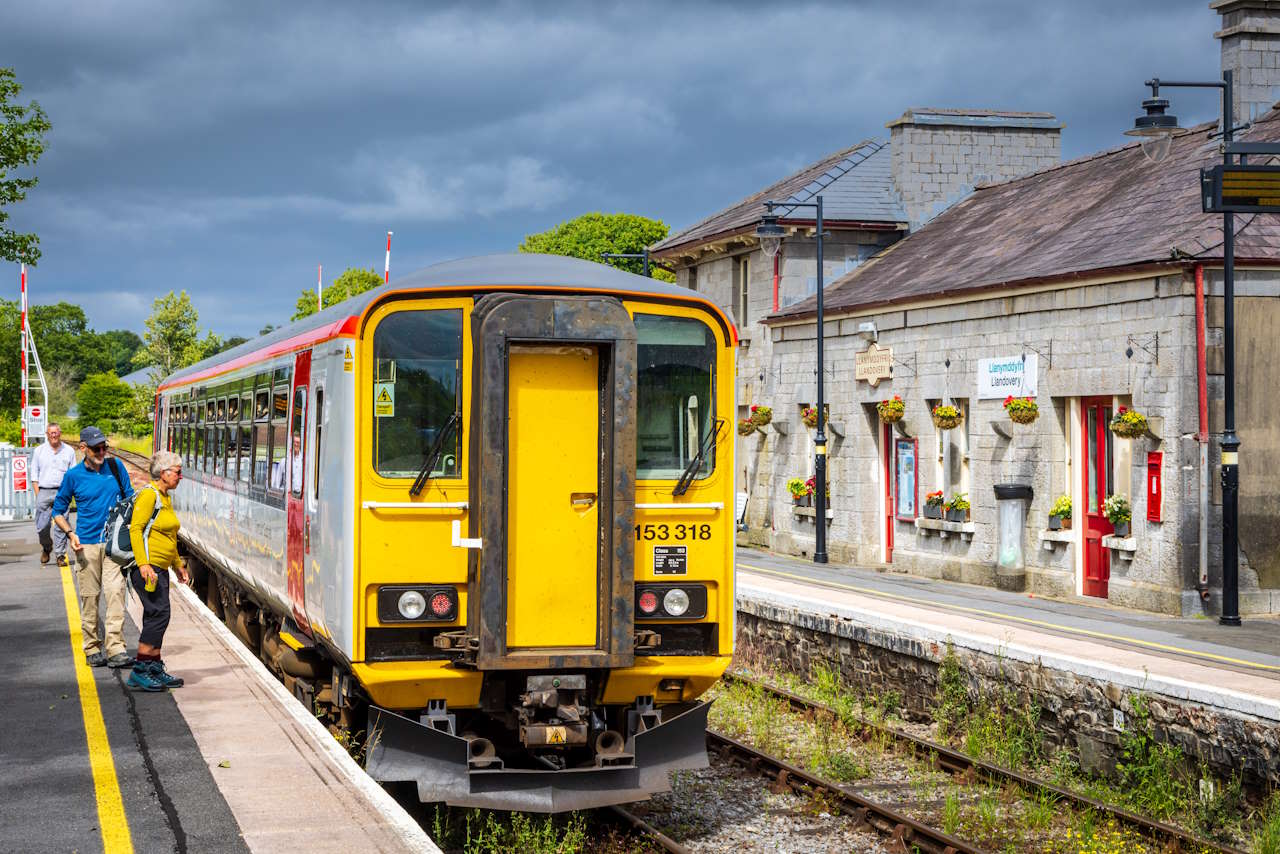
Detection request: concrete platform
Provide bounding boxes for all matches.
[737,547,1280,722]
[0,519,439,854]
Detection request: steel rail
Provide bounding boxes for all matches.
[605,804,692,854]
[707,729,974,854]
[723,673,1246,854]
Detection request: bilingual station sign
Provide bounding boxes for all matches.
[1201,164,1280,214]
[976,354,1037,399]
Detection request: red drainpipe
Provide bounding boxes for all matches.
[771,254,780,313]
[1195,264,1209,597]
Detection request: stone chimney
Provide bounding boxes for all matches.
[1213,0,1280,123]
[887,108,1062,229]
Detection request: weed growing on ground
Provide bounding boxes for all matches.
[1021,788,1058,830]
[941,788,961,835]
[1252,792,1280,854]
[430,808,589,854]
[1192,764,1243,841]
[1114,694,1191,821]
[934,642,969,739]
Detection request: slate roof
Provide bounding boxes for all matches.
[768,109,1280,322]
[649,140,906,256]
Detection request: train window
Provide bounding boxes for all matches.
[268,387,289,492]
[254,390,270,421]
[240,393,251,423]
[238,425,252,482]
[217,398,227,422]
[371,309,462,478]
[252,423,269,486]
[634,314,717,480]
[207,400,216,423]
[227,395,239,422]
[193,429,203,470]
[312,387,324,501]
[213,428,225,477]
[225,424,238,478]
[287,387,306,497]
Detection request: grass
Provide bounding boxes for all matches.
[429,808,590,854]
[109,433,153,457]
[1254,793,1280,854]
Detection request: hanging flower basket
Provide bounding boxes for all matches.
[748,405,773,427]
[877,395,905,424]
[932,403,963,430]
[737,419,757,437]
[1003,395,1039,425]
[801,405,828,429]
[1109,407,1148,439]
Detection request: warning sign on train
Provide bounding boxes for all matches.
[343,343,354,373]
[374,383,395,417]
[654,546,687,576]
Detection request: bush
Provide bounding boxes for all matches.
[77,372,133,431]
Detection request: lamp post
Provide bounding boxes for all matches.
[601,249,652,277]
[1126,71,1241,626]
[756,196,828,564]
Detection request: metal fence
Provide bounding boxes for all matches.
[0,445,35,521]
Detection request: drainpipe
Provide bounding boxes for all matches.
[1195,264,1210,599]
[771,254,780,313]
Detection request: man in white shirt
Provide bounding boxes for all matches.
[32,422,77,567]
[271,434,304,493]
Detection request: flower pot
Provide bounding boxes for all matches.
[946,508,968,523]
[749,409,772,427]
[924,505,942,520]
[1008,409,1038,425]
[1061,516,1071,530]
[933,413,963,430]
[1048,515,1062,531]
[879,409,904,424]
[1112,521,1130,538]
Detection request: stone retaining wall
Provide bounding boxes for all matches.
[736,596,1280,790]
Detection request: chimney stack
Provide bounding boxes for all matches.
[1213,0,1280,122]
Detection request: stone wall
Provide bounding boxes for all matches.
[888,110,1061,229]
[737,596,1280,790]
[1215,0,1280,122]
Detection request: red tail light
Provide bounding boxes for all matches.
[638,590,659,614]
[430,591,454,618]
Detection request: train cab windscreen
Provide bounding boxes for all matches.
[372,309,463,478]
[635,313,717,480]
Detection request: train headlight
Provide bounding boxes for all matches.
[397,590,427,620]
[663,588,691,617]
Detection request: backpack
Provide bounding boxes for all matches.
[101,459,161,570]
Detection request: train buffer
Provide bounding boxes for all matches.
[0,519,439,854]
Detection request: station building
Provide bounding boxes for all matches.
[652,1,1280,616]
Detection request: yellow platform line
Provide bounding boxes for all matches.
[59,563,134,853]
[738,562,1280,674]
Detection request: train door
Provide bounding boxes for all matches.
[506,345,599,648]
[286,350,311,630]
[1081,396,1113,598]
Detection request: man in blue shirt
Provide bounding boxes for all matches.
[52,426,135,668]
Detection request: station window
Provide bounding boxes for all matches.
[371,309,462,478]
[635,313,718,480]
[929,398,970,498]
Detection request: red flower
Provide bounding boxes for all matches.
[1117,406,1127,413]
[750,405,758,412]
[1004,395,1013,406]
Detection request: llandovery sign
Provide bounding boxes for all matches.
[855,343,893,386]
[977,354,1037,399]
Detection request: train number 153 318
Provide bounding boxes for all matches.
[634,523,712,541]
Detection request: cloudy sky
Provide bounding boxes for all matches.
[3,1,1224,338]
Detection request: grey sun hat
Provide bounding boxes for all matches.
[79,425,107,447]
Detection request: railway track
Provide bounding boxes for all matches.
[721,672,1244,854]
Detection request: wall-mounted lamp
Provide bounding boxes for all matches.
[856,321,877,342]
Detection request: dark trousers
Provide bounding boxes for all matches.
[129,568,171,648]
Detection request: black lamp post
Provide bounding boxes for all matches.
[601,249,652,277]
[1126,71,1241,626]
[756,196,828,564]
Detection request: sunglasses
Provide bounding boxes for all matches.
[87,444,107,453]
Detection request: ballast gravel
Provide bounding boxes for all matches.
[630,760,886,853]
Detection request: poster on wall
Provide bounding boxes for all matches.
[895,438,918,520]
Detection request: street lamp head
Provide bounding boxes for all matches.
[754,212,785,258]
[1125,96,1182,163]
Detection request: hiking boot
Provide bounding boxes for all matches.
[57,555,71,571]
[106,652,135,669]
[86,651,108,667]
[148,661,184,689]
[40,549,50,565]
[126,663,165,692]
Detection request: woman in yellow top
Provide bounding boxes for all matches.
[126,450,190,692]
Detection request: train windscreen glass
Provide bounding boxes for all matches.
[635,314,716,480]
[372,309,463,478]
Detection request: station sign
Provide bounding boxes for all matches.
[12,455,28,493]
[854,343,893,386]
[976,354,1037,399]
[1201,164,1280,213]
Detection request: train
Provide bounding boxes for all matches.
[152,254,737,812]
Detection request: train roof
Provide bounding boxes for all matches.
[161,253,729,390]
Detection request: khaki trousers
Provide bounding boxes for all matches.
[74,543,127,657]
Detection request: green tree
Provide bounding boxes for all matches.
[212,335,249,354]
[132,291,216,378]
[519,212,675,283]
[77,372,133,430]
[0,300,114,415]
[101,329,144,375]
[292,267,384,321]
[0,68,51,265]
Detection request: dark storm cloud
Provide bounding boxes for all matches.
[1,1,1222,335]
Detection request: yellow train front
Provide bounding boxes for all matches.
[160,254,735,812]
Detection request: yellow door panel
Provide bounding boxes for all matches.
[507,345,600,648]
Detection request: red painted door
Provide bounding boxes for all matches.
[286,350,311,631]
[883,422,894,563]
[1081,397,1114,598]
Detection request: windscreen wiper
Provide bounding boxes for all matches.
[672,418,724,497]
[409,411,461,497]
